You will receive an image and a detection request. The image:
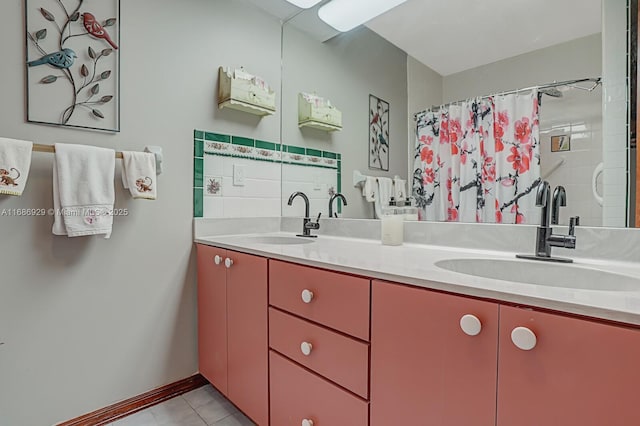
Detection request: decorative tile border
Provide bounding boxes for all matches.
[193,129,342,217]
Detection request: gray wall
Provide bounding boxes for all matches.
[0,1,281,425]
[282,25,408,219]
[443,34,602,102]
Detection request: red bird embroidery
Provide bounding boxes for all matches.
[82,12,118,50]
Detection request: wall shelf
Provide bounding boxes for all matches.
[298,92,342,132]
[218,67,276,117]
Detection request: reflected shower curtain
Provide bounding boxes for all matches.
[412,91,541,224]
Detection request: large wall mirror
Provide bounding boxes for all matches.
[274,0,636,228]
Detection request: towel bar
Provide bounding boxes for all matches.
[32,143,163,175]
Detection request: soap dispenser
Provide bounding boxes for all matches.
[381,197,403,246]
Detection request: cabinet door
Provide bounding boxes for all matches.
[227,251,268,426]
[498,306,640,426]
[370,280,499,426]
[196,244,228,394]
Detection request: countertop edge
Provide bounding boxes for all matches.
[194,237,640,328]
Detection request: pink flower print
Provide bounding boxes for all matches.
[423,168,436,184]
[495,200,502,223]
[449,120,462,144]
[448,206,458,221]
[421,146,434,164]
[511,204,525,224]
[482,156,495,182]
[494,123,505,152]
[419,134,434,146]
[440,121,450,144]
[515,117,531,144]
[498,111,509,127]
[460,141,470,165]
[507,146,530,174]
[451,141,459,156]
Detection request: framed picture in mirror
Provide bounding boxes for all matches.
[369,94,389,171]
[551,135,571,152]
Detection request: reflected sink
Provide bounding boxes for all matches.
[233,235,315,245]
[435,258,640,292]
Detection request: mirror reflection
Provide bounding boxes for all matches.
[279,0,633,227]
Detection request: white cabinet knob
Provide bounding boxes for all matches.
[301,289,314,304]
[214,255,222,265]
[460,314,482,336]
[300,342,313,356]
[511,326,537,350]
[302,420,314,426]
[224,258,233,268]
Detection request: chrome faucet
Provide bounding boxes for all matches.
[517,181,578,263]
[328,193,348,218]
[287,191,321,238]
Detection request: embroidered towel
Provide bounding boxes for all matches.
[52,143,115,238]
[362,176,377,202]
[0,137,33,196]
[374,177,394,218]
[121,151,157,200]
[393,176,407,201]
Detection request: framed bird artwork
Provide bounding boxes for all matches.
[369,94,389,171]
[25,0,120,132]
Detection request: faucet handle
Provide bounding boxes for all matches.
[569,216,580,236]
[315,212,322,223]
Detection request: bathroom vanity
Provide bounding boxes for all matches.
[195,231,640,426]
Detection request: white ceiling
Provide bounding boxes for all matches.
[367,0,602,76]
[247,0,602,76]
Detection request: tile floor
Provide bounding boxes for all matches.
[106,385,255,426]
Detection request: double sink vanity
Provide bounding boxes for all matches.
[194,219,640,426]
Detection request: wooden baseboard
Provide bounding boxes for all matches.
[57,374,208,426]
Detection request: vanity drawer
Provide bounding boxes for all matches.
[269,307,369,398]
[269,260,371,340]
[270,350,368,426]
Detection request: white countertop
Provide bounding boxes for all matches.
[195,232,640,326]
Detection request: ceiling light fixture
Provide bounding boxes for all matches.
[318,0,408,32]
[285,0,323,9]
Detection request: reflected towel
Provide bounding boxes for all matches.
[363,176,377,202]
[374,177,394,218]
[393,177,407,201]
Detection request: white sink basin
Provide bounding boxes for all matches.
[435,258,640,292]
[233,235,316,245]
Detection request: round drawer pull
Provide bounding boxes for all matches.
[460,314,482,336]
[214,255,222,265]
[511,327,537,350]
[224,258,233,269]
[302,420,314,426]
[301,289,314,304]
[300,342,313,356]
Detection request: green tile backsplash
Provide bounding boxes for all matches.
[193,129,341,217]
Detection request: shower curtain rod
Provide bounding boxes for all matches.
[413,77,602,120]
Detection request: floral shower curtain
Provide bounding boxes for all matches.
[412,91,541,224]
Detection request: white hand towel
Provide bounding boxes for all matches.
[121,151,157,200]
[373,177,394,218]
[0,137,33,196]
[52,143,115,238]
[362,176,377,202]
[393,177,407,201]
